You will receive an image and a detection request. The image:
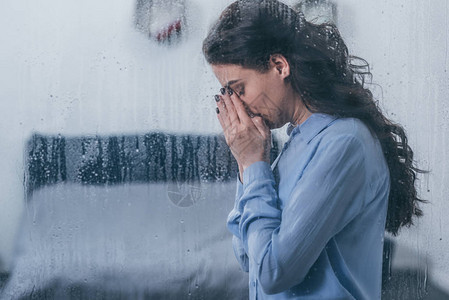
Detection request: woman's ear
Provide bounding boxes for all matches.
[270,54,290,79]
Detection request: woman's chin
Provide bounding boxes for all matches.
[262,117,276,129]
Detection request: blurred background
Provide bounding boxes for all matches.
[0,0,448,299]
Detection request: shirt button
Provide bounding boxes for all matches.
[252,281,256,287]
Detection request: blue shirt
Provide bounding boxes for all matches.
[227,113,390,299]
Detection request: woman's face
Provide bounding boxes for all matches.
[211,60,296,129]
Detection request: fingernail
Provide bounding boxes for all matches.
[220,88,226,95]
[214,95,220,102]
[227,88,233,96]
[216,107,220,114]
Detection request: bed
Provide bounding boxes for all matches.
[1,132,281,299]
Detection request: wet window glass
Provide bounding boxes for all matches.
[0,0,448,299]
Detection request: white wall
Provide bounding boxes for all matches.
[0,0,448,292]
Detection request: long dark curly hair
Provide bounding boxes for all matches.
[202,0,428,235]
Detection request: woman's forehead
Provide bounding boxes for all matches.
[211,64,253,87]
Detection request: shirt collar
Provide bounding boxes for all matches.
[286,113,338,144]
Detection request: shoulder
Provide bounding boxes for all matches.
[311,116,382,157]
[324,117,373,142]
[309,116,370,151]
[319,116,390,190]
[310,116,385,173]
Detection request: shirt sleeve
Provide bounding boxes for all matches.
[238,134,367,295]
[226,171,249,272]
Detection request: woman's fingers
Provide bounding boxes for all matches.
[215,102,226,130]
[215,93,238,145]
[252,115,270,138]
[221,88,240,127]
[215,94,229,125]
[224,87,269,139]
[228,89,256,127]
[215,88,271,167]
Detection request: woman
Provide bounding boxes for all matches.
[202,0,427,299]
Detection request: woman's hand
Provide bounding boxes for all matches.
[215,87,272,174]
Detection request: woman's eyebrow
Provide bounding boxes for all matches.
[225,79,242,88]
